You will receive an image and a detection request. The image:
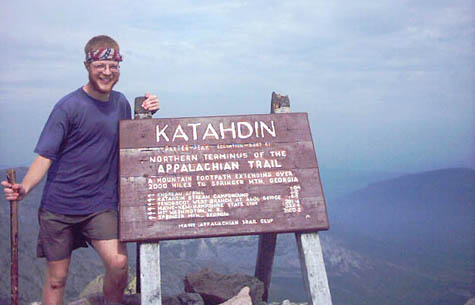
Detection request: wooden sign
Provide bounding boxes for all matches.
[119,113,328,241]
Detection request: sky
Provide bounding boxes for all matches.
[0,0,473,173]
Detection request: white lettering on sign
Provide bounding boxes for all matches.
[247,159,282,169]
[149,155,199,163]
[157,161,240,174]
[156,120,276,142]
[172,125,189,141]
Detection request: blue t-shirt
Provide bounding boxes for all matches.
[35,88,131,215]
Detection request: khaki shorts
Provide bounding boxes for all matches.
[37,208,119,261]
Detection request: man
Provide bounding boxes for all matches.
[1,35,159,305]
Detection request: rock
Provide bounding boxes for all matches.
[178,292,205,305]
[67,292,140,305]
[79,272,136,298]
[218,287,252,305]
[68,292,202,305]
[67,292,102,305]
[268,301,307,305]
[79,275,104,299]
[164,293,204,305]
[184,268,264,305]
[163,295,182,305]
[465,298,475,305]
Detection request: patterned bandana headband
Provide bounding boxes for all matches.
[86,48,123,63]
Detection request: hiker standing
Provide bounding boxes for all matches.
[2,35,159,305]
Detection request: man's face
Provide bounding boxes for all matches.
[86,60,120,94]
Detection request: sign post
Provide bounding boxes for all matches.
[132,97,162,305]
[255,93,332,304]
[255,92,289,301]
[121,93,332,304]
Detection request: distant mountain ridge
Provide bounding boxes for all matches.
[330,167,474,250]
[0,167,473,304]
[328,167,474,304]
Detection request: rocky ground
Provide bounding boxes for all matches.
[29,268,309,305]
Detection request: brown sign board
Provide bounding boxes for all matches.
[119,113,329,242]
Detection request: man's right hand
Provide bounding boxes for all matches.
[1,155,53,202]
[1,181,26,201]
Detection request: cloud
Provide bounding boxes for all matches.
[1,0,473,170]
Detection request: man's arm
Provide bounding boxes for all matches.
[1,155,52,201]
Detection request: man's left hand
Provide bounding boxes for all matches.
[142,92,160,112]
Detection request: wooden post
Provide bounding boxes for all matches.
[296,232,332,305]
[255,233,277,301]
[256,92,332,305]
[140,243,162,305]
[269,91,290,114]
[255,92,291,301]
[133,96,162,305]
[7,169,19,305]
[136,245,141,293]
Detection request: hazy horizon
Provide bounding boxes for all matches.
[1,1,473,173]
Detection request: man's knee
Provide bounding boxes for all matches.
[48,277,67,290]
[109,254,128,274]
[46,259,70,290]
[105,255,128,290]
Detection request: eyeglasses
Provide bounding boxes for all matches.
[90,63,120,72]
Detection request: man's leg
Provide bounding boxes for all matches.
[42,257,71,305]
[92,239,128,304]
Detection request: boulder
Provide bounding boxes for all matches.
[218,287,252,305]
[178,292,205,305]
[67,292,203,305]
[79,272,136,298]
[67,292,140,305]
[465,298,475,305]
[164,292,205,305]
[184,268,264,305]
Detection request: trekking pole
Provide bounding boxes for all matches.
[7,169,19,305]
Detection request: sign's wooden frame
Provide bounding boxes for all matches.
[119,113,328,242]
[127,93,333,305]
